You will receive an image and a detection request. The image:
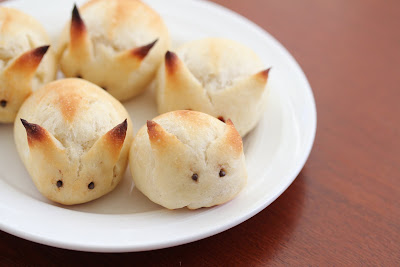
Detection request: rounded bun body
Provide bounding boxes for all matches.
[14,78,134,205]
[0,7,57,123]
[58,0,170,101]
[130,110,247,209]
[156,38,270,136]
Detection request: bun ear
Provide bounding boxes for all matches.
[221,67,270,98]
[3,45,50,85]
[116,39,158,70]
[147,120,186,153]
[69,4,92,60]
[159,51,213,112]
[81,119,128,170]
[20,119,68,169]
[206,119,243,161]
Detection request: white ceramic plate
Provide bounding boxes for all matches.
[0,0,316,252]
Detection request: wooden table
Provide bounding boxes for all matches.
[1,0,399,265]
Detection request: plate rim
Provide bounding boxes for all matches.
[0,0,317,252]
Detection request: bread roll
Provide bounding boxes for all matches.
[0,7,57,123]
[57,0,169,101]
[14,78,134,205]
[129,110,247,209]
[156,38,271,136]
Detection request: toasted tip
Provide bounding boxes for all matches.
[147,120,156,131]
[20,118,28,128]
[147,120,160,140]
[132,39,158,60]
[32,45,50,59]
[257,67,272,82]
[165,51,179,74]
[109,119,128,143]
[71,4,85,30]
[21,119,46,144]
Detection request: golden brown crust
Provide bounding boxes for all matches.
[55,89,84,123]
[80,0,165,38]
[173,110,213,128]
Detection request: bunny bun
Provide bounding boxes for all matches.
[156,38,271,136]
[57,0,169,101]
[0,7,57,123]
[129,110,247,209]
[14,78,134,205]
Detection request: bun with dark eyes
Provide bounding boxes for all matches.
[129,110,247,209]
[0,7,57,123]
[155,38,271,137]
[14,78,134,205]
[57,0,170,101]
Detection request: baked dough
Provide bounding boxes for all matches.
[129,110,247,209]
[155,38,271,136]
[14,78,134,205]
[57,0,169,101]
[0,7,57,123]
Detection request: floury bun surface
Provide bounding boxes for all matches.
[57,0,170,101]
[14,78,134,205]
[156,38,271,137]
[0,7,57,123]
[129,110,247,210]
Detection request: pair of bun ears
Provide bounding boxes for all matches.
[20,118,128,170]
[70,4,271,85]
[20,114,242,167]
[69,4,158,70]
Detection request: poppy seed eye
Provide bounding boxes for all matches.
[191,173,198,182]
[0,100,7,108]
[219,169,226,177]
[56,180,63,188]
[88,182,95,189]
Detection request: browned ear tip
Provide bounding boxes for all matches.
[32,45,50,59]
[21,118,46,144]
[224,119,243,153]
[71,4,85,31]
[132,39,158,60]
[165,51,176,62]
[147,120,156,130]
[257,67,272,82]
[147,120,161,140]
[165,51,179,74]
[21,118,29,128]
[108,119,128,143]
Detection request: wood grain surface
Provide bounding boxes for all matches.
[1,0,400,265]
